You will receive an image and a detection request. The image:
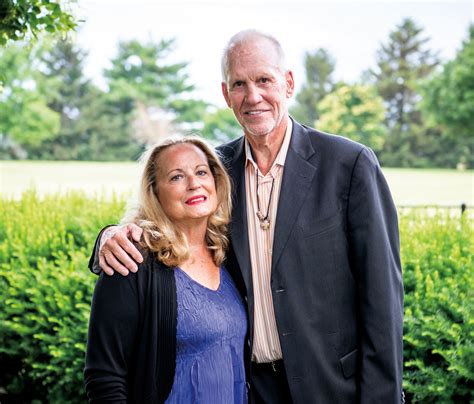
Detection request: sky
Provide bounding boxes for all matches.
[76,0,473,108]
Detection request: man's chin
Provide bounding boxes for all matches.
[242,124,274,138]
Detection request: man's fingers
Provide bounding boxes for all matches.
[107,240,139,272]
[97,223,143,275]
[120,236,143,266]
[128,224,144,245]
[103,252,130,277]
[99,255,115,277]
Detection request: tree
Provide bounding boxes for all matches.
[290,48,335,126]
[317,84,387,155]
[0,0,76,46]
[28,38,97,159]
[200,107,242,142]
[104,38,207,136]
[0,41,60,158]
[420,25,474,168]
[370,18,439,166]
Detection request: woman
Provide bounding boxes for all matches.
[84,137,247,403]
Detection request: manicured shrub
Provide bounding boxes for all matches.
[0,191,125,403]
[0,194,472,402]
[400,209,473,403]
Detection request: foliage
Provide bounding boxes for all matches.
[369,18,439,167]
[0,191,125,403]
[0,17,472,166]
[29,38,144,160]
[420,25,474,168]
[0,0,76,46]
[0,41,60,157]
[317,83,387,154]
[0,36,211,160]
[104,38,208,138]
[290,48,335,126]
[201,107,242,142]
[0,192,472,402]
[400,208,473,402]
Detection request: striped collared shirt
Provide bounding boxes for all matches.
[244,119,293,363]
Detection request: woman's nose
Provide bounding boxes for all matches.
[187,175,201,189]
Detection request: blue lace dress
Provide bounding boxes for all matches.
[165,266,248,404]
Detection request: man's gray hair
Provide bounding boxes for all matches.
[221,29,287,83]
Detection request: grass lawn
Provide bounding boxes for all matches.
[1,161,473,207]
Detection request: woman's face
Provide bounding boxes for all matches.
[155,143,218,228]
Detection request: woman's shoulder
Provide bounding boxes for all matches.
[136,245,175,278]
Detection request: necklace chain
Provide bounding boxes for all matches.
[255,168,275,231]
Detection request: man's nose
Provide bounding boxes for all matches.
[245,84,263,104]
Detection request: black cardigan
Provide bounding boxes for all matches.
[84,251,177,403]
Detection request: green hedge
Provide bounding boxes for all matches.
[0,191,125,403]
[0,192,472,402]
[400,209,473,402]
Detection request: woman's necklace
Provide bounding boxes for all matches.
[255,168,275,230]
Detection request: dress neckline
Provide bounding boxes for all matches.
[175,266,223,292]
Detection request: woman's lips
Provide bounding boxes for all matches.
[185,195,207,205]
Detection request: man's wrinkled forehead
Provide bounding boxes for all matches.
[227,38,281,72]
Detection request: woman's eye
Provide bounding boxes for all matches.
[197,170,208,176]
[170,174,183,181]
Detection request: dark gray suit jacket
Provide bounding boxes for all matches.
[218,118,403,403]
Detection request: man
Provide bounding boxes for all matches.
[91,30,404,403]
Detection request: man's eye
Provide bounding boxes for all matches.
[260,77,270,84]
[233,81,244,88]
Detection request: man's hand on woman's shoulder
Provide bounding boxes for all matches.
[99,223,144,276]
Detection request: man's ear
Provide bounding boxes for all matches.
[285,70,295,98]
[221,82,232,107]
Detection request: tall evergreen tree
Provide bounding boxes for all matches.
[370,18,439,166]
[104,38,207,145]
[290,48,335,126]
[31,38,97,159]
[31,38,144,160]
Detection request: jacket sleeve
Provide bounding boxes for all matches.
[347,147,404,403]
[84,270,140,402]
[88,225,115,274]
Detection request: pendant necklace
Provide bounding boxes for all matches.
[255,168,275,230]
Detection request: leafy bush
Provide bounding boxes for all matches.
[0,193,472,402]
[400,209,473,402]
[0,191,125,403]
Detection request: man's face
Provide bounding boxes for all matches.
[221,39,294,141]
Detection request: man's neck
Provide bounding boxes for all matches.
[246,119,288,175]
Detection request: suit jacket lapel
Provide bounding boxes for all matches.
[225,139,253,293]
[272,120,317,270]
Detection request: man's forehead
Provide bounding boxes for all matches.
[228,44,280,73]
[230,37,277,59]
